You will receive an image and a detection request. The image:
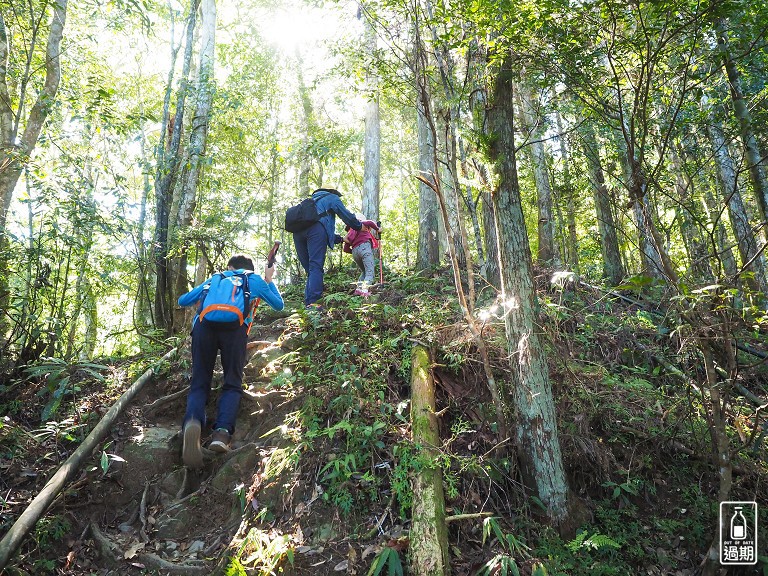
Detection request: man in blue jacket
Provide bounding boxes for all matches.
[177,253,284,468]
[293,188,362,308]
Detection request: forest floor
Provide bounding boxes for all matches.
[1,265,768,575]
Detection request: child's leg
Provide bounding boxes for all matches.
[360,243,376,286]
[352,246,366,287]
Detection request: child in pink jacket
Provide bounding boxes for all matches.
[343,216,380,297]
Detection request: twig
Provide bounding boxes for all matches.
[364,493,395,539]
[139,481,150,542]
[445,512,493,523]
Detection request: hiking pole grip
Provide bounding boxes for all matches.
[266,241,281,267]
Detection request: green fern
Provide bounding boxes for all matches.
[566,530,621,552]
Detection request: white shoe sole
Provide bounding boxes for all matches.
[182,421,203,468]
[209,440,230,453]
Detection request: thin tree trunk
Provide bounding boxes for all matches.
[716,20,768,224]
[414,26,439,271]
[486,58,571,529]
[615,130,669,280]
[361,12,380,222]
[409,344,450,576]
[702,189,738,279]
[517,84,558,267]
[706,104,768,294]
[296,55,314,196]
[670,146,713,282]
[555,109,579,274]
[78,277,97,361]
[0,348,178,571]
[579,121,624,285]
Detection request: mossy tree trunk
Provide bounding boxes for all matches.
[409,344,450,576]
[486,58,571,529]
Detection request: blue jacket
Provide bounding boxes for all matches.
[178,269,284,327]
[313,190,362,248]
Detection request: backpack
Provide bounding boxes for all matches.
[284,196,329,233]
[197,272,252,326]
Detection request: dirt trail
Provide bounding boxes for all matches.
[76,312,304,574]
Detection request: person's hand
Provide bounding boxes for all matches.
[264,263,276,283]
[334,234,343,246]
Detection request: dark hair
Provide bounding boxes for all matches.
[227,253,255,271]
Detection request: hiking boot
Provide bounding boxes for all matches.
[182,419,203,469]
[354,288,371,297]
[209,428,231,453]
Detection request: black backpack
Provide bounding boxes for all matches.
[284,196,329,233]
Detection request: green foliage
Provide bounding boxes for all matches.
[232,528,294,574]
[32,418,84,445]
[34,515,70,549]
[98,442,126,476]
[23,358,108,421]
[476,517,530,576]
[566,531,621,553]
[367,546,403,576]
[602,477,642,506]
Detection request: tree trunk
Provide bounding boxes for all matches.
[153,0,200,334]
[579,121,624,285]
[706,103,768,294]
[555,109,579,274]
[670,146,713,282]
[716,20,768,224]
[517,84,558,268]
[409,344,450,576]
[486,59,571,528]
[361,13,380,222]
[296,56,314,196]
[171,0,216,332]
[415,28,439,271]
[615,130,669,280]
[703,189,738,279]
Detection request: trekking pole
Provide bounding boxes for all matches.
[377,223,384,284]
[249,241,281,333]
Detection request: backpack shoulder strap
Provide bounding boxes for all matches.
[197,273,223,312]
[312,194,331,219]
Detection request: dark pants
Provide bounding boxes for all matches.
[184,320,248,435]
[293,222,329,305]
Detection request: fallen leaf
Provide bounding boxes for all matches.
[124,541,145,559]
[334,560,348,571]
[361,545,379,560]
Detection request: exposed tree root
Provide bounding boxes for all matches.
[89,522,210,575]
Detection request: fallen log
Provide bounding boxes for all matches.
[409,344,450,576]
[0,347,178,570]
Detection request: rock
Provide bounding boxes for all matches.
[114,426,178,502]
[210,444,262,493]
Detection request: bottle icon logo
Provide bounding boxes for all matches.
[720,501,757,565]
[730,507,747,540]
